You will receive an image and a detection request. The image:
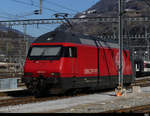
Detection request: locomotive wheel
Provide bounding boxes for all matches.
[65,88,82,96]
[124,83,132,87]
[27,80,48,97]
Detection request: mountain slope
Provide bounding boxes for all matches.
[88,0,118,14]
[56,0,150,36]
[0,24,25,38]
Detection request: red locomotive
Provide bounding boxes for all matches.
[22,30,135,96]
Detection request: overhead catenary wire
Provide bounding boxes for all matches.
[0,3,47,20]
[0,15,14,20]
[20,24,55,37]
[45,0,79,13]
[0,3,41,20]
[143,0,150,7]
[32,0,76,17]
[30,0,34,5]
[0,2,38,20]
[12,0,60,13]
[0,8,20,20]
[0,9,36,20]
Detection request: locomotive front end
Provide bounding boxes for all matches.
[22,45,63,95]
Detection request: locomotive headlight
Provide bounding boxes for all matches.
[50,72,60,77]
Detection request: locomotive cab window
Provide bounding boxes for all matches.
[63,47,77,57]
[27,45,63,60]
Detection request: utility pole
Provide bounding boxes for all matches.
[23,24,28,56]
[116,0,124,96]
[119,0,124,89]
[40,0,42,14]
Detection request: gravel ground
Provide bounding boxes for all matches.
[50,87,150,113]
[0,86,150,113]
[54,93,150,113]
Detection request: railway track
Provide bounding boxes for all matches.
[131,76,150,87]
[104,104,150,113]
[103,76,150,113]
[0,76,150,109]
[0,89,91,108]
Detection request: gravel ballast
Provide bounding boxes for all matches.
[0,86,150,113]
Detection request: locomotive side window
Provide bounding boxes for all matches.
[63,47,77,57]
[71,47,77,57]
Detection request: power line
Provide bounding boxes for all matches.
[0,8,19,19]
[45,0,79,13]
[32,0,76,16]
[0,15,14,19]
[143,0,150,7]
[0,5,37,20]
[0,8,36,20]
[30,0,34,5]
[15,12,36,19]
[12,0,60,13]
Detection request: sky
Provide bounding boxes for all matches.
[0,0,99,37]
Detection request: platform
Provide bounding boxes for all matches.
[0,86,26,92]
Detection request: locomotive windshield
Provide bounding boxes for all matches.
[28,45,62,60]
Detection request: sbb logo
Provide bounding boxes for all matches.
[115,52,126,71]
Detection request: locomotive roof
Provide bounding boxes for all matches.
[34,30,127,49]
[34,30,97,44]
